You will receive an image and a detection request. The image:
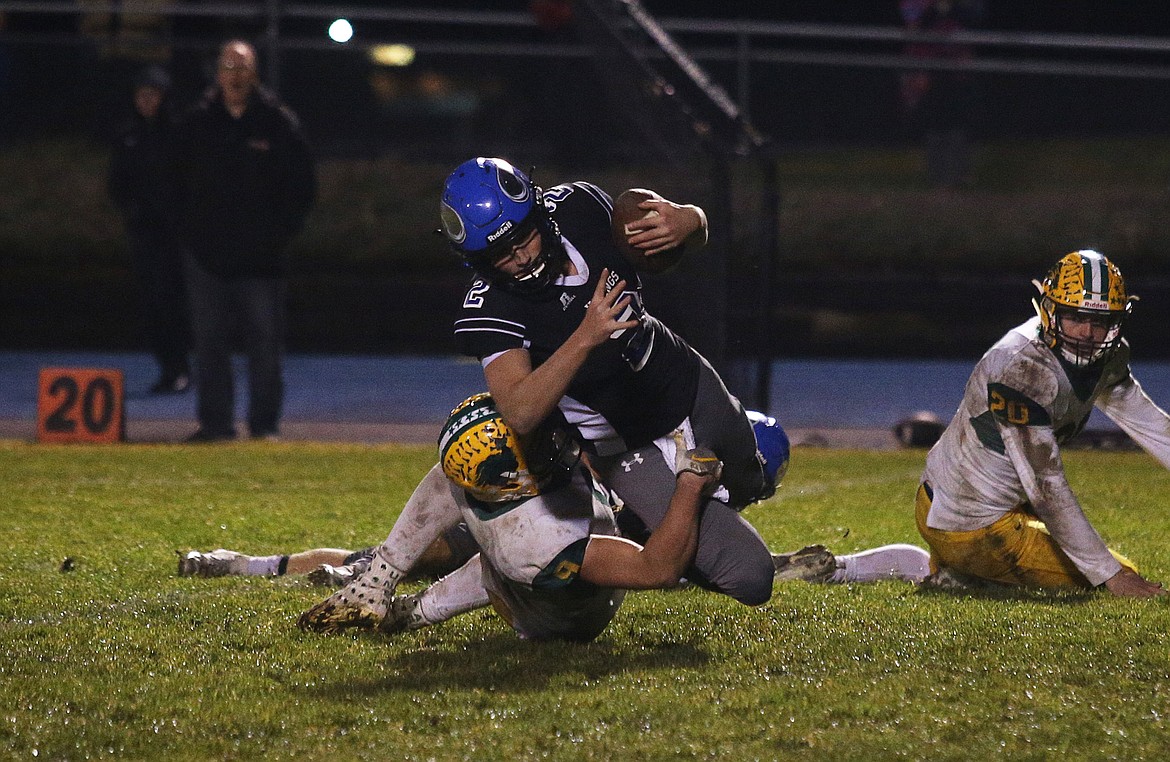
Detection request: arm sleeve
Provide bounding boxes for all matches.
[106,139,132,210]
[999,422,1121,586]
[1095,374,1170,470]
[453,298,528,360]
[278,123,317,241]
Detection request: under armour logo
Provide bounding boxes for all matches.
[560,292,575,311]
[621,453,644,472]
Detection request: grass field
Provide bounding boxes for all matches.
[3,441,1170,759]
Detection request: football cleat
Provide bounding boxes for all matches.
[176,548,247,578]
[297,576,389,633]
[919,566,999,592]
[771,544,836,583]
[377,594,428,635]
[306,564,352,587]
[306,558,370,588]
[297,550,405,634]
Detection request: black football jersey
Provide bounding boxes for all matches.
[454,181,700,451]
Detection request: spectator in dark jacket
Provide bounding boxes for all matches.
[108,63,191,394]
[174,39,316,442]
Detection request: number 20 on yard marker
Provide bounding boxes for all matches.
[36,368,125,443]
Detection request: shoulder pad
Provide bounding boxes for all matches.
[541,181,612,213]
[987,340,1061,409]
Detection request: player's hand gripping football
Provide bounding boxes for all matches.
[623,198,705,256]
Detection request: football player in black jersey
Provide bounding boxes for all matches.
[439,157,778,606]
[297,158,791,630]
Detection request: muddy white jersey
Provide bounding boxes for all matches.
[452,465,621,591]
[923,317,1170,584]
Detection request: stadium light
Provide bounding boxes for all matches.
[369,44,416,67]
[328,18,354,44]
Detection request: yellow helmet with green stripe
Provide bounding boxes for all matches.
[1033,250,1133,366]
[438,393,579,503]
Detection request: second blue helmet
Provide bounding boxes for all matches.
[747,410,790,492]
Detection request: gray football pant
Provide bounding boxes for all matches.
[594,358,774,606]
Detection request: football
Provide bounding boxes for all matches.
[610,188,685,274]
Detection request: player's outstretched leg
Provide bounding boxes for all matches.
[299,465,463,632]
[771,544,933,585]
[831,544,932,584]
[377,555,491,636]
[771,545,837,582]
[176,549,248,577]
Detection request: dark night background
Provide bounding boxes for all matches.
[2,1,1169,374]
[5,1,1170,152]
[655,2,1170,32]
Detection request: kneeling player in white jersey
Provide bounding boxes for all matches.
[917,250,1170,597]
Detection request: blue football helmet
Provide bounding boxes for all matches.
[439,157,565,293]
[747,410,790,493]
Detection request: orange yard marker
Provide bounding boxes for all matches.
[37,368,125,443]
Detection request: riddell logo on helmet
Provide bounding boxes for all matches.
[1083,298,1109,310]
[487,220,514,244]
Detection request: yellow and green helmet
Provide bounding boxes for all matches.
[438,393,539,503]
[1033,250,1134,366]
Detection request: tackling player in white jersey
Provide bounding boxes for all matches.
[293,395,931,637]
[917,250,1170,597]
[301,393,724,641]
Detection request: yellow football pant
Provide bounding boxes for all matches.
[915,483,1137,589]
